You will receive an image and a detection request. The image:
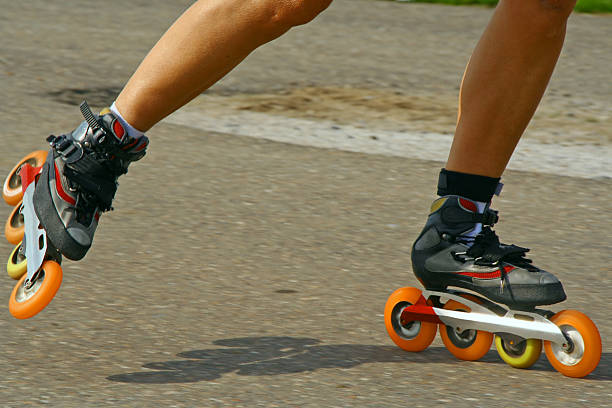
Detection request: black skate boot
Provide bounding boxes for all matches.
[33,101,149,260]
[411,195,566,308]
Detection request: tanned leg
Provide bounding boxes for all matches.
[115,0,332,132]
[446,0,576,178]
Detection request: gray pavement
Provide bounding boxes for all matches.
[0,1,610,407]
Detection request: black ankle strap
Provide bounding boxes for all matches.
[437,169,503,203]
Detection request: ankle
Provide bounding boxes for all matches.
[110,102,145,139]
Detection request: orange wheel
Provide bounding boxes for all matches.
[2,150,47,206]
[5,200,24,244]
[544,310,601,378]
[9,260,62,319]
[384,287,437,352]
[439,298,493,361]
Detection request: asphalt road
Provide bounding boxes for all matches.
[0,1,610,407]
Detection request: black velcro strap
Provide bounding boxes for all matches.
[64,165,117,211]
[468,228,530,266]
[437,169,501,203]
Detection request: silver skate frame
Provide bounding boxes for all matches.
[21,179,47,286]
[422,290,568,346]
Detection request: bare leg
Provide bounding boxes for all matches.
[115,0,332,132]
[410,1,578,315]
[446,0,576,178]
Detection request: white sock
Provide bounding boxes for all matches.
[110,102,145,139]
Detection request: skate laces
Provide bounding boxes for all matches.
[455,227,538,272]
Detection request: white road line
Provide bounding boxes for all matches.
[165,109,611,180]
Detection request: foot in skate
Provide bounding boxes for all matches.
[34,101,149,260]
[3,101,148,318]
[411,195,566,308]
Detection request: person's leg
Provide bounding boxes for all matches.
[412,0,576,307]
[31,0,332,260]
[116,0,332,132]
[447,0,576,177]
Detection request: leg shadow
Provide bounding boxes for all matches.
[107,336,611,383]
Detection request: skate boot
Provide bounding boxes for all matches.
[411,195,566,308]
[385,184,600,378]
[34,101,149,260]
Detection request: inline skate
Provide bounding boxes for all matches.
[384,195,601,378]
[3,101,148,319]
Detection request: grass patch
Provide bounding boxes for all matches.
[575,0,612,12]
[392,0,612,13]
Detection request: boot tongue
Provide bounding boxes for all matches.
[442,196,488,245]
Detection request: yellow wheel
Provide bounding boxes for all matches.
[7,242,27,280]
[544,310,601,378]
[5,200,24,244]
[384,287,438,352]
[495,336,542,369]
[2,150,47,206]
[9,260,62,319]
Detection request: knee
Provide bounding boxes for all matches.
[503,0,576,38]
[539,0,576,37]
[538,0,577,20]
[268,0,333,29]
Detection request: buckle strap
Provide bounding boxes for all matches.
[47,134,83,164]
[48,134,119,212]
[471,209,499,226]
[465,227,531,265]
[63,166,117,212]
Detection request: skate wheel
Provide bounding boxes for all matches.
[439,299,493,361]
[2,150,47,206]
[7,242,27,280]
[384,287,437,352]
[495,336,542,369]
[9,260,62,319]
[5,200,24,245]
[544,310,601,378]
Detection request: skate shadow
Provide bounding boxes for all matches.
[106,336,612,383]
[588,353,612,380]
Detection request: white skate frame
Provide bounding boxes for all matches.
[421,290,568,346]
[20,172,47,286]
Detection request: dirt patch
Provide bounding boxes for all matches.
[199,87,459,135]
[194,86,611,145]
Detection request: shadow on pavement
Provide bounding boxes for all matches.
[106,336,612,384]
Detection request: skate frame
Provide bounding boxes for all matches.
[400,289,569,346]
[19,164,47,287]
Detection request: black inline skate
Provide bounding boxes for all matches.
[411,195,566,308]
[3,101,148,318]
[384,192,601,378]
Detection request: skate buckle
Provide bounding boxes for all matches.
[51,134,84,163]
[451,251,470,262]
